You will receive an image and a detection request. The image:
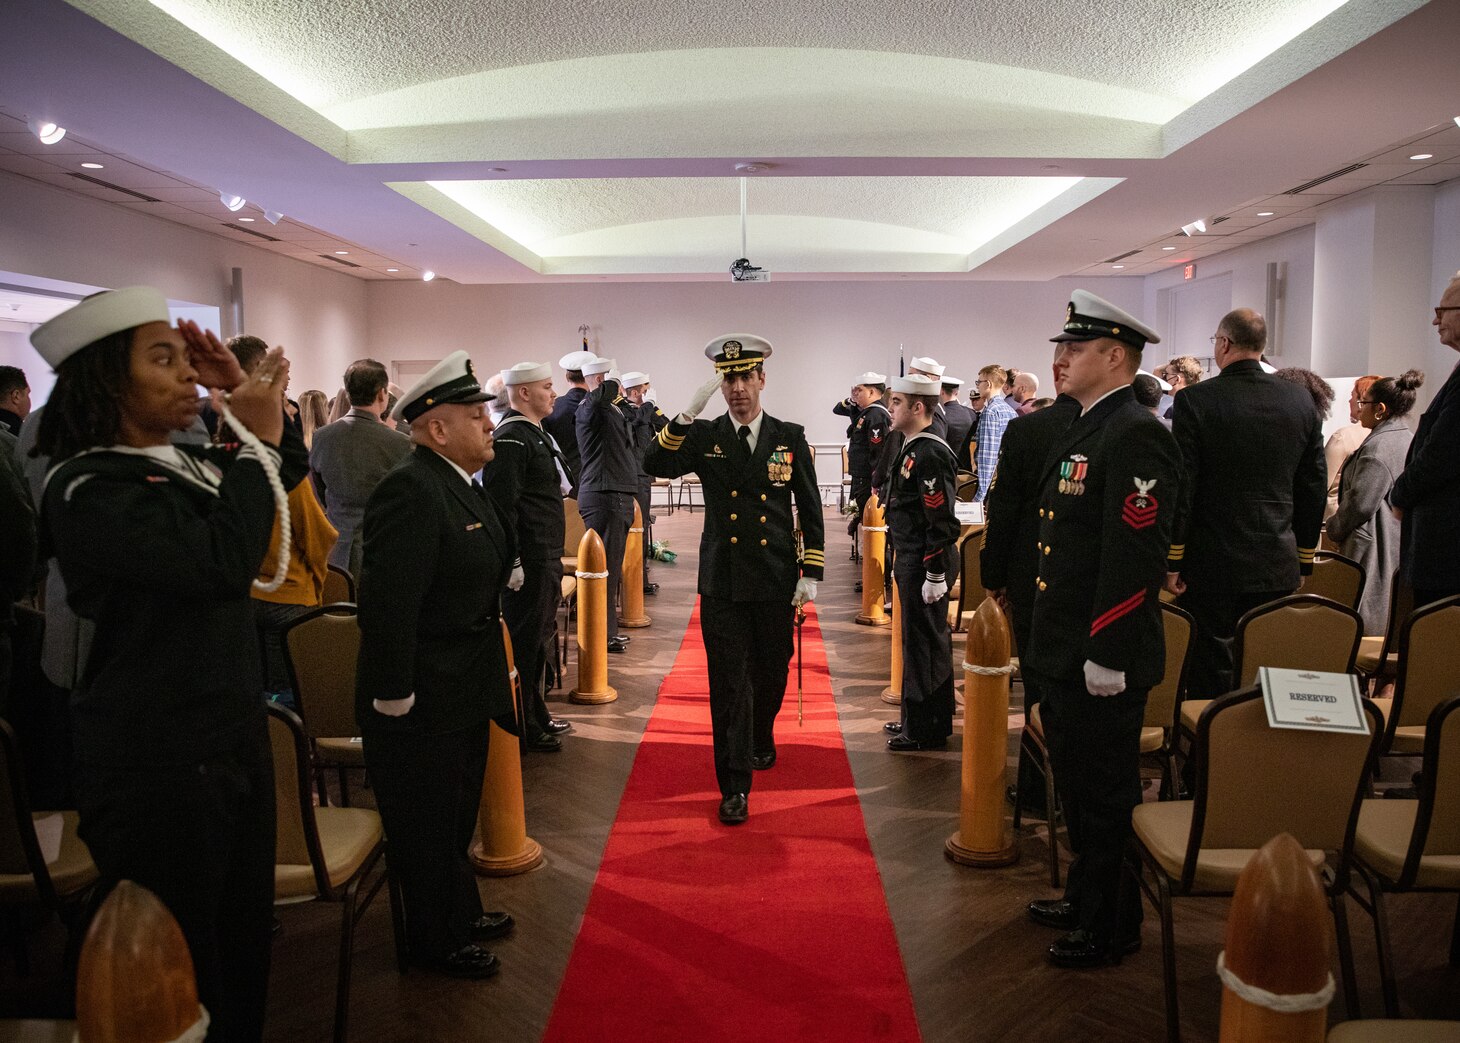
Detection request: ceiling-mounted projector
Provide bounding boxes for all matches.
[730,257,769,283]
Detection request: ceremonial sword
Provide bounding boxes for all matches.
[795,606,806,726]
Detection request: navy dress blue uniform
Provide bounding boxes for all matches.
[1023,385,1179,950]
[886,430,960,743]
[482,408,567,739]
[645,410,825,797]
[1168,358,1325,696]
[357,436,516,966]
[846,400,891,515]
[942,399,977,473]
[575,376,639,642]
[1391,359,1460,603]
[629,398,670,581]
[544,385,586,492]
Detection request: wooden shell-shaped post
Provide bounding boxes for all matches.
[472,620,545,876]
[1218,833,1331,1043]
[76,881,203,1043]
[880,582,903,704]
[618,500,651,628]
[946,597,1018,867]
[570,528,618,704]
[855,494,891,627]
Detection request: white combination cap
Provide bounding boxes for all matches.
[30,286,171,369]
[941,375,964,388]
[502,361,552,385]
[705,334,772,374]
[1137,368,1172,392]
[1052,289,1161,349]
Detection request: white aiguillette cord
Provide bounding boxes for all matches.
[218,399,291,594]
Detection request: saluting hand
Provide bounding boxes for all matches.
[178,320,246,391]
[680,374,724,423]
[225,346,288,447]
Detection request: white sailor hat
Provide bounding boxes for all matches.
[395,350,493,422]
[854,371,887,386]
[908,356,945,378]
[581,356,616,376]
[705,334,772,374]
[941,375,964,388]
[619,371,649,388]
[1137,368,1172,392]
[30,286,171,369]
[891,374,942,395]
[502,361,552,385]
[1053,289,1161,350]
[559,350,597,372]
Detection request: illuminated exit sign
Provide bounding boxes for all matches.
[1183,264,1197,281]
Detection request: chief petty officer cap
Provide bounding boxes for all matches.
[395,350,494,422]
[1052,289,1161,350]
[30,286,170,369]
[705,334,772,374]
[502,361,552,385]
[559,349,596,371]
[581,356,617,376]
[941,375,964,388]
[891,374,943,395]
[909,356,945,377]
[854,371,887,386]
[619,371,649,388]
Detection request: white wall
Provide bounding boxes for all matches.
[0,171,369,395]
[1427,179,1460,396]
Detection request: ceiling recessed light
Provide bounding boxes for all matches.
[1162,246,1177,251]
[386,268,399,273]
[486,166,507,173]
[335,250,349,255]
[422,270,436,282]
[80,161,104,169]
[237,217,255,222]
[1257,211,1275,216]
[28,119,66,144]
[1410,153,1434,161]
[1112,265,1125,269]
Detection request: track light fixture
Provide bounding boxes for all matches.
[263,210,284,225]
[422,270,436,282]
[220,192,246,212]
[1180,219,1207,237]
[28,118,66,144]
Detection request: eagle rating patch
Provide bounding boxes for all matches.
[922,476,946,510]
[1122,477,1159,530]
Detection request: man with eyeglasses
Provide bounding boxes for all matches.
[1390,279,1460,605]
[972,365,1018,502]
[1163,308,1326,698]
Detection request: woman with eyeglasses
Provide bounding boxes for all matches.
[1326,370,1423,634]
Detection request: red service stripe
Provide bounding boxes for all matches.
[1090,590,1146,636]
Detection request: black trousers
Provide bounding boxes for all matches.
[635,481,653,580]
[503,558,562,737]
[700,595,794,797]
[1177,586,1292,697]
[1030,669,1146,942]
[365,722,488,961]
[74,734,276,1043]
[893,561,954,742]
[577,490,633,640]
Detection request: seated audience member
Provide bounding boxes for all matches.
[31,288,306,1039]
[298,388,330,449]
[1324,375,1380,522]
[1326,371,1421,635]
[1275,366,1336,422]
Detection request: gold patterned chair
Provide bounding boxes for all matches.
[321,564,355,605]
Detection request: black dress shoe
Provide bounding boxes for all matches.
[855,580,864,593]
[751,750,777,770]
[887,735,947,752]
[545,718,573,735]
[883,721,903,735]
[1027,899,1079,930]
[430,944,500,979]
[643,583,659,596]
[470,912,515,942]
[718,793,748,824]
[525,733,562,753]
[607,636,630,653]
[1047,929,1141,968]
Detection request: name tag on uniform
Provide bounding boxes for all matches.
[465,522,483,531]
[1260,667,1368,735]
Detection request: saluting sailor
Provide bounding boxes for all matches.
[843,371,891,544]
[1021,291,1180,969]
[644,335,824,825]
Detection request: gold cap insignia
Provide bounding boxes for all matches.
[723,339,742,359]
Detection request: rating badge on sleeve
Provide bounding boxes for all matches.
[1122,477,1159,530]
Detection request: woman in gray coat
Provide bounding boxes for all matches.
[1326,370,1423,634]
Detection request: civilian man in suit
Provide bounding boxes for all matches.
[309,358,411,576]
[356,352,517,979]
[645,335,824,824]
[575,356,639,654]
[544,350,595,493]
[1022,290,1179,968]
[1392,276,1460,606]
[622,371,669,595]
[939,375,976,472]
[1164,308,1325,698]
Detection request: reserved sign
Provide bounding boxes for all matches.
[1260,667,1368,735]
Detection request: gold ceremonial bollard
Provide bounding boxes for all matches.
[880,582,902,704]
[1218,834,1331,1043]
[570,528,618,704]
[855,494,891,627]
[472,622,545,876]
[946,597,1018,867]
[618,500,651,629]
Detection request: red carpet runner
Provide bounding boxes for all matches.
[543,602,921,1042]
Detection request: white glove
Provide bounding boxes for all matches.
[792,578,818,607]
[680,374,724,423]
[372,693,416,717]
[507,562,525,591]
[606,362,622,384]
[922,573,948,604]
[1083,660,1126,697]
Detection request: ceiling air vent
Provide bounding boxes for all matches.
[66,173,160,203]
[319,254,362,268]
[1102,249,1142,264]
[1209,216,1230,225]
[1284,163,1368,195]
[223,223,281,242]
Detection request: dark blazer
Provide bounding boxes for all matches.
[308,409,411,573]
[980,395,1079,643]
[544,386,587,488]
[1024,388,1180,687]
[1391,359,1460,589]
[630,401,670,483]
[481,410,565,562]
[645,411,825,601]
[356,448,516,736]
[574,380,639,495]
[942,400,977,472]
[886,431,960,579]
[0,428,35,625]
[1168,359,1326,592]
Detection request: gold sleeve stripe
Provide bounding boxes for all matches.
[1167,544,1185,561]
[1297,547,1317,562]
[803,550,826,564]
[657,428,684,450]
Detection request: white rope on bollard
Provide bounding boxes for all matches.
[1215,951,1335,1013]
[962,662,1016,676]
[576,570,610,580]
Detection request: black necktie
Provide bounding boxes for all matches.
[738,425,751,453]
[471,478,484,497]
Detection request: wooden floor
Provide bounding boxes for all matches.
[3,506,1457,1041]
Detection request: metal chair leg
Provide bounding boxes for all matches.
[333,876,361,1043]
[1042,747,1060,888]
[337,767,351,808]
[1156,872,1181,1043]
[1451,894,1460,966]
[1331,888,1363,1019]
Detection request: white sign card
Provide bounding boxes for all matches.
[1260,667,1368,735]
[954,502,985,525]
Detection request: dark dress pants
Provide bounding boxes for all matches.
[1010,612,1045,812]
[635,481,653,582]
[893,561,954,742]
[74,733,276,1043]
[1029,669,1146,943]
[700,595,794,797]
[577,490,633,640]
[1177,586,1292,697]
[365,722,489,961]
[503,558,562,737]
